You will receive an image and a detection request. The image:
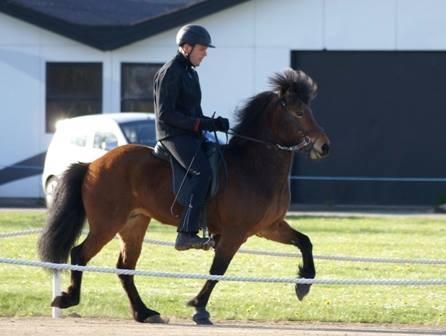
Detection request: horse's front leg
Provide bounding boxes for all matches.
[187,234,245,325]
[258,219,315,300]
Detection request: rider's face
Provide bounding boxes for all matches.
[182,44,208,66]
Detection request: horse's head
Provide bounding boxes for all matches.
[270,69,330,159]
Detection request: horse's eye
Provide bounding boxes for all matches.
[296,109,305,118]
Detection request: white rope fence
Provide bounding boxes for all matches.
[1,229,446,319]
[0,229,42,239]
[2,257,446,286]
[1,229,446,265]
[143,238,446,265]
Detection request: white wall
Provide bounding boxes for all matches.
[321,0,446,50]
[0,13,108,198]
[252,0,324,93]
[324,0,397,49]
[0,14,44,198]
[2,0,446,198]
[398,0,446,50]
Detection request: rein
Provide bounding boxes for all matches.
[227,129,311,152]
[225,95,312,152]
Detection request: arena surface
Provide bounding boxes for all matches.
[0,318,445,336]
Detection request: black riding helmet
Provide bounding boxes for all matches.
[176,24,215,48]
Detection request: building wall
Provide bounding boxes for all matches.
[1,0,446,199]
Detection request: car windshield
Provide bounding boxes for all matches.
[119,120,156,146]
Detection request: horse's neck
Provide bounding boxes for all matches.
[232,144,294,184]
[228,102,294,188]
[240,118,294,180]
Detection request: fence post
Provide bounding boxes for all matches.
[52,270,61,318]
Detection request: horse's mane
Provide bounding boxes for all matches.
[269,68,318,104]
[229,91,276,146]
[229,69,317,147]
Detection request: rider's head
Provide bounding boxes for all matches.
[176,24,215,67]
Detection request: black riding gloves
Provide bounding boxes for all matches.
[199,117,230,132]
[214,117,230,132]
[198,119,214,131]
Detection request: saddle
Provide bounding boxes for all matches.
[152,141,222,207]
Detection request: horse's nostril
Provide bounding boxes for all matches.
[321,143,330,155]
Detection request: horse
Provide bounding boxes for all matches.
[38,68,330,325]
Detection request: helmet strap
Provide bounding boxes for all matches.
[187,45,195,63]
[179,44,196,67]
[185,44,195,67]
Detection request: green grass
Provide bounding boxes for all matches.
[0,211,445,325]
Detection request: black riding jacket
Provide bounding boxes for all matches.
[154,52,208,141]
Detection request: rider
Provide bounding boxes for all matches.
[153,24,230,251]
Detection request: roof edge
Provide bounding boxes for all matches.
[0,0,251,51]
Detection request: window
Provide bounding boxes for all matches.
[69,134,88,147]
[93,131,118,151]
[121,63,161,112]
[46,63,102,133]
[120,120,156,146]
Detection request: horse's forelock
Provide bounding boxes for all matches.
[269,69,318,104]
[229,69,318,146]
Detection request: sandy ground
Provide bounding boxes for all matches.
[0,317,445,336]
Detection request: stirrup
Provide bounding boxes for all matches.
[201,237,215,251]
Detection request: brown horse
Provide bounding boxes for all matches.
[38,69,330,325]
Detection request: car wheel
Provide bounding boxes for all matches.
[45,176,59,208]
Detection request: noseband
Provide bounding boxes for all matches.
[227,97,312,152]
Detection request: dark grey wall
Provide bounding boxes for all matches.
[291,51,446,206]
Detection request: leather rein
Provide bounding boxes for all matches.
[225,97,312,152]
[227,130,311,152]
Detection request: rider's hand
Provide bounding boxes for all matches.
[199,117,230,132]
[199,118,216,132]
[214,117,230,132]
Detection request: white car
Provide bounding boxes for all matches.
[42,113,156,206]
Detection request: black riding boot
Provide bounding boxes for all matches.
[175,196,214,251]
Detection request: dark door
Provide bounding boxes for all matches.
[291,51,446,206]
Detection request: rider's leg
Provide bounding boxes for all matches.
[161,136,214,251]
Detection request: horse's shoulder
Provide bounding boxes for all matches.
[113,143,153,154]
[97,144,153,164]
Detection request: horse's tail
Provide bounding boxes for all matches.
[38,162,89,264]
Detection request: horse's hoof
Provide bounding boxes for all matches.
[144,315,169,324]
[193,309,212,325]
[51,296,63,308]
[51,292,78,308]
[295,283,312,301]
[193,315,213,325]
[194,317,213,325]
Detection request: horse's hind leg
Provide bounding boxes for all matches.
[258,219,315,300]
[51,228,116,308]
[117,215,167,323]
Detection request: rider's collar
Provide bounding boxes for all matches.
[175,52,194,68]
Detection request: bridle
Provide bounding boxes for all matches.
[227,130,311,152]
[227,97,312,152]
[196,98,311,207]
